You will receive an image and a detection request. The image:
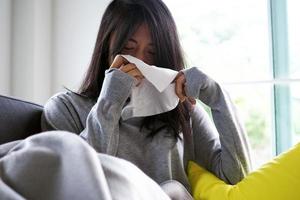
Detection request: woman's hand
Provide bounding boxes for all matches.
[175,71,196,104]
[110,55,144,85]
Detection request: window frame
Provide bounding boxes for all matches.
[269,0,293,155]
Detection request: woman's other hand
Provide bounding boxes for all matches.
[110,55,144,85]
[175,72,196,105]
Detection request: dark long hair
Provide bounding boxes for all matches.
[79,0,191,139]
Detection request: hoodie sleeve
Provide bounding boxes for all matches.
[182,67,252,184]
[41,69,134,155]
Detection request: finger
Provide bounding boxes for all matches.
[120,63,137,73]
[176,71,184,78]
[175,78,186,102]
[176,75,187,96]
[120,64,145,79]
[173,71,185,83]
[175,80,183,98]
[110,55,129,68]
[127,68,144,79]
[177,73,186,84]
[127,69,144,86]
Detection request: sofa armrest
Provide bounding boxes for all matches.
[0,95,43,144]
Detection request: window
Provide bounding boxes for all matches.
[164,0,300,169]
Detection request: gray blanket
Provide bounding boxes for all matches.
[0,131,176,200]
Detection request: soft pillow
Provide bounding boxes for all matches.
[188,143,300,200]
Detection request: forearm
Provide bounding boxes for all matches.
[80,69,134,155]
[183,67,252,184]
[210,89,252,182]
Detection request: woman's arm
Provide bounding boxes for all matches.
[41,69,134,155]
[182,67,252,184]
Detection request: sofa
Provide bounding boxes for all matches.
[0,94,178,200]
[0,95,43,145]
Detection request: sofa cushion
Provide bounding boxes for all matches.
[0,95,43,144]
[188,143,300,200]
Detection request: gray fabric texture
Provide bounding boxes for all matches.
[41,67,252,190]
[0,131,171,200]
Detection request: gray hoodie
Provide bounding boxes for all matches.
[41,67,252,190]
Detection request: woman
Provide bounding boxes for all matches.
[42,0,251,193]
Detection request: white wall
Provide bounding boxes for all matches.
[52,0,109,95]
[11,0,52,104]
[0,0,110,105]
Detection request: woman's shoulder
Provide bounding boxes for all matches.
[42,90,96,132]
[46,90,95,108]
[43,90,96,119]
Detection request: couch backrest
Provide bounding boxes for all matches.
[0,95,43,144]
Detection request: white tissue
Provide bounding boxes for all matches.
[120,55,180,120]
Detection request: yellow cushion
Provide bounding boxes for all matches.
[188,143,300,200]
